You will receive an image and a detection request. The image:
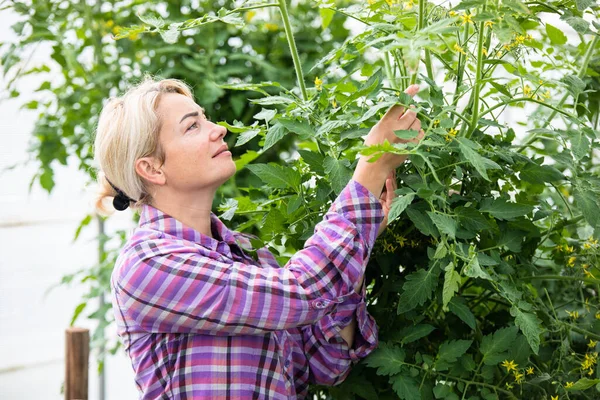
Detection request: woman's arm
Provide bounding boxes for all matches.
[113,179,383,335]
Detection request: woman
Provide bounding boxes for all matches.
[94,76,423,399]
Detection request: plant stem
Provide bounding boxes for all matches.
[516,35,599,152]
[466,11,486,139]
[277,0,307,101]
[451,23,470,111]
[410,0,427,85]
[561,322,600,340]
[521,275,600,286]
[383,52,397,90]
[480,96,576,122]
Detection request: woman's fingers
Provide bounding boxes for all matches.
[383,84,420,121]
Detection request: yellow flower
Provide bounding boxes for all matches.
[482,47,488,56]
[583,269,595,278]
[449,10,458,16]
[382,239,397,253]
[525,34,533,40]
[460,13,473,25]
[587,368,594,376]
[567,256,576,267]
[501,360,518,372]
[565,381,574,389]
[454,43,466,55]
[505,382,513,389]
[589,236,599,245]
[513,370,525,383]
[496,50,503,57]
[589,339,598,348]
[445,127,458,142]
[245,11,256,22]
[331,99,337,108]
[551,396,559,400]
[503,43,512,51]
[368,0,376,4]
[265,23,279,31]
[526,366,534,375]
[566,310,579,320]
[432,119,440,127]
[410,239,419,248]
[314,76,323,91]
[516,35,526,44]
[596,311,600,320]
[405,0,415,9]
[565,245,574,253]
[543,90,551,99]
[485,20,494,28]
[105,20,114,28]
[523,84,532,97]
[395,234,408,248]
[583,243,591,250]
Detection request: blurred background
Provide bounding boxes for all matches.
[0,0,590,399]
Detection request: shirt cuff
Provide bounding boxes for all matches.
[315,284,379,362]
[328,179,384,259]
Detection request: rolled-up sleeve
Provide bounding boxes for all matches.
[113,179,384,336]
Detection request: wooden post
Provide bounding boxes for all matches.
[65,327,89,400]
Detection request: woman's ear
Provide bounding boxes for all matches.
[135,157,166,186]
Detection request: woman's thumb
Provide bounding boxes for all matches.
[405,84,419,97]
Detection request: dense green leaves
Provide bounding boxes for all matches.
[480,326,518,365]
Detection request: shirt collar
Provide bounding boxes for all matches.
[137,203,241,253]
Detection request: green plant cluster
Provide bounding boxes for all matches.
[2,0,600,398]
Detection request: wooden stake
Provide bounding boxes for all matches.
[65,327,89,400]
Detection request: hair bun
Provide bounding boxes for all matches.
[113,194,131,211]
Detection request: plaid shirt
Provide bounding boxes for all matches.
[111,179,383,399]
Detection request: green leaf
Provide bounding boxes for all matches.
[397,267,440,313]
[252,95,294,106]
[366,342,406,376]
[407,208,439,237]
[263,123,287,150]
[479,198,533,220]
[390,374,421,400]
[566,378,600,391]
[246,163,301,190]
[254,108,277,123]
[570,130,591,160]
[560,75,586,98]
[565,16,589,34]
[457,138,500,181]
[442,263,461,310]
[574,188,600,228]
[137,12,165,29]
[448,297,477,330]
[388,193,416,223]
[427,212,457,239]
[463,253,491,280]
[235,129,261,147]
[520,163,564,184]
[298,150,326,175]
[575,0,594,11]
[319,8,335,30]
[546,23,567,45]
[324,157,352,195]
[455,207,494,232]
[394,324,436,345]
[39,167,55,192]
[277,118,315,140]
[510,306,543,354]
[73,214,92,242]
[480,326,518,365]
[70,302,87,326]
[235,150,260,171]
[394,129,420,140]
[436,339,473,368]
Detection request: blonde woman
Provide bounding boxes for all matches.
[94,77,423,399]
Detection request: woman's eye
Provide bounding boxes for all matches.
[186,122,198,132]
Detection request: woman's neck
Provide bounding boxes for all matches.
[151,188,216,238]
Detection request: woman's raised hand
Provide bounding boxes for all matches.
[352,84,424,199]
[362,84,424,170]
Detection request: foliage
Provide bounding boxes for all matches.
[3,0,600,398]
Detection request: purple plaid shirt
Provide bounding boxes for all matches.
[111,179,384,399]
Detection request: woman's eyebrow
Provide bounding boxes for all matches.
[179,107,206,124]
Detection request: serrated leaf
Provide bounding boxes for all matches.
[246,163,300,190]
[324,157,352,195]
[366,342,406,376]
[463,253,491,280]
[251,95,294,106]
[566,378,600,390]
[479,198,533,220]
[319,7,335,30]
[456,206,494,232]
[449,297,477,330]
[480,326,518,365]
[570,129,591,160]
[576,0,594,10]
[397,267,440,313]
[395,324,436,345]
[394,129,420,140]
[442,263,461,309]
[574,188,600,228]
[546,23,567,45]
[457,138,500,181]
[263,123,287,150]
[427,212,457,239]
[278,118,315,139]
[560,75,586,98]
[389,193,416,223]
[437,339,473,366]
[254,108,277,123]
[520,163,564,183]
[298,150,326,175]
[390,374,421,400]
[565,16,589,34]
[137,13,165,28]
[235,129,261,147]
[407,208,439,237]
[510,306,543,354]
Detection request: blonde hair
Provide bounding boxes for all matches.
[93,75,193,215]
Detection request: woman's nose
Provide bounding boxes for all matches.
[210,121,227,140]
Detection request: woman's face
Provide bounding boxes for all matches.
[155,92,236,192]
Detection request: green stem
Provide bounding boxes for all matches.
[383,52,397,90]
[466,10,486,139]
[410,0,427,85]
[402,361,517,398]
[521,275,600,286]
[277,0,307,101]
[451,22,471,110]
[480,96,576,123]
[561,322,600,340]
[516,35,599,152]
